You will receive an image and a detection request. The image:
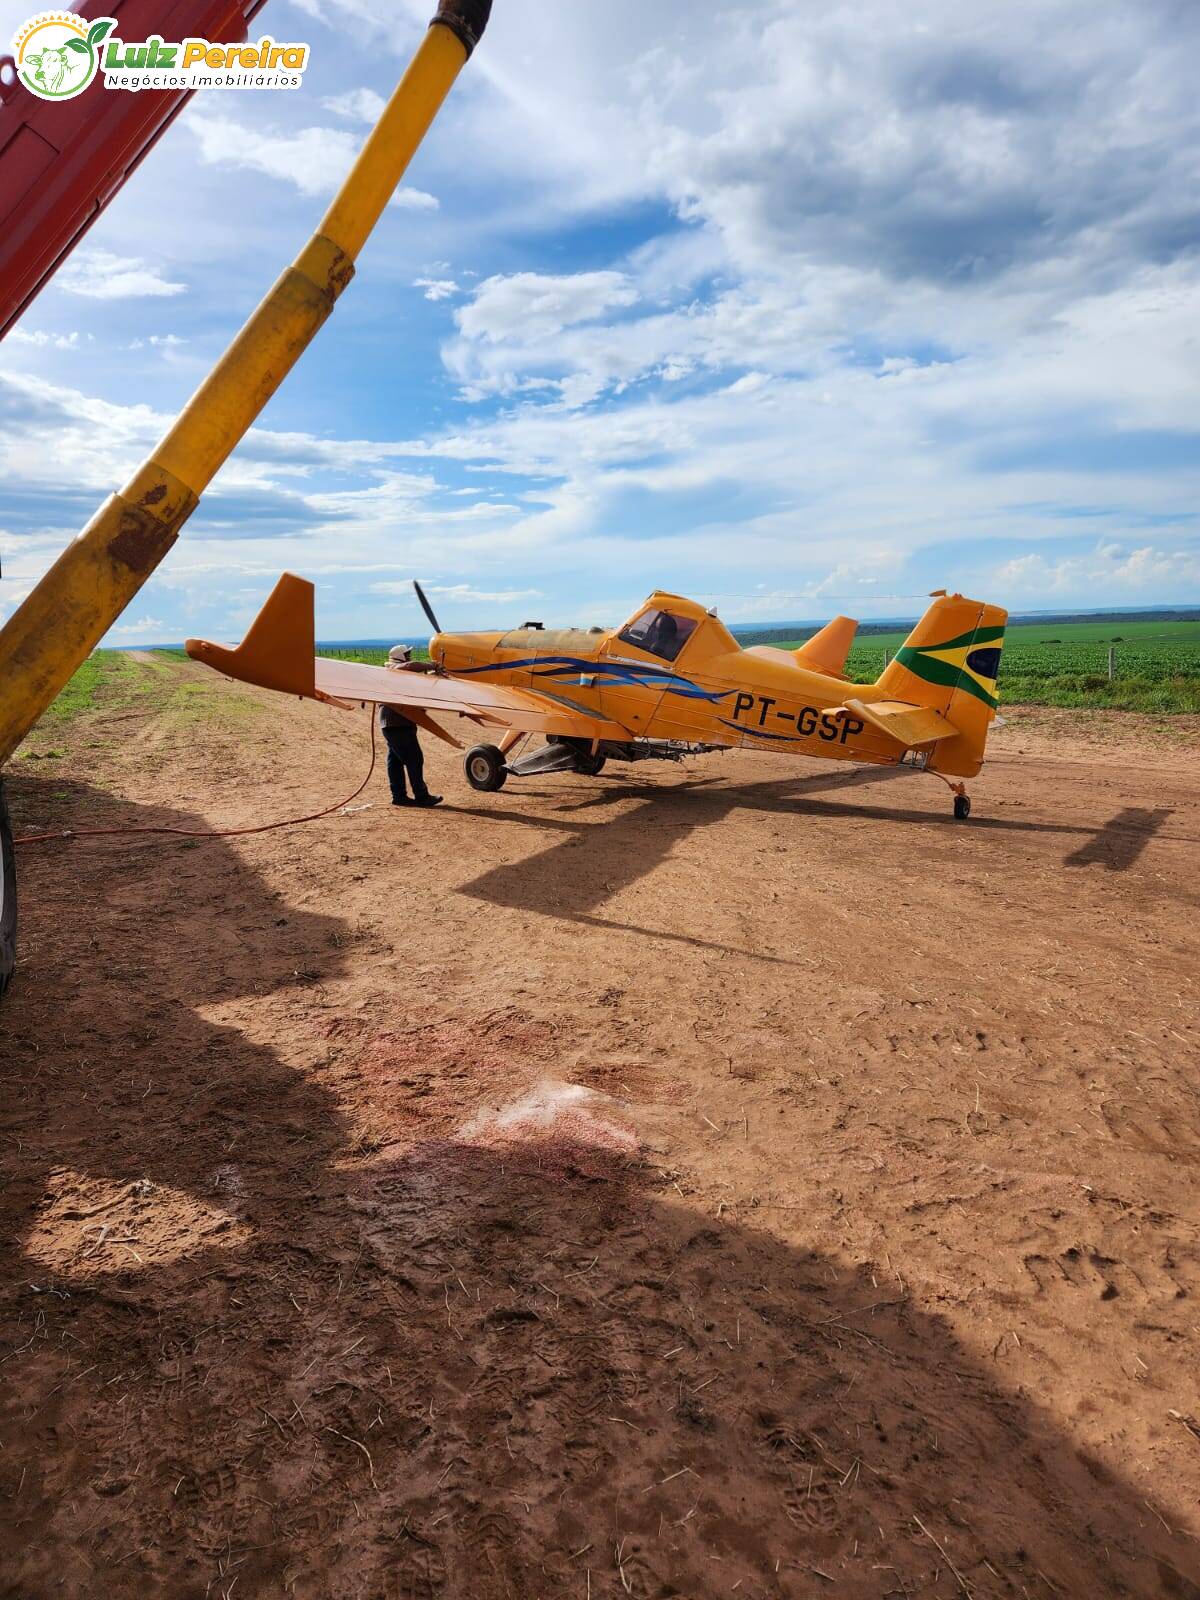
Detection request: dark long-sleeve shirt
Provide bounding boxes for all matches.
[379,659,437,728]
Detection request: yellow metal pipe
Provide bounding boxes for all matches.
[317,21,467,263]
[0,1,490,767]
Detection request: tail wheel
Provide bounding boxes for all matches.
[575,752,606,777]
[953,794,971,821]
[464,744,507,792]
[0,779,16,1001]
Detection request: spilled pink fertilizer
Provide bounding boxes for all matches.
[451,1080,641,1185]
[459,1080,639,1155]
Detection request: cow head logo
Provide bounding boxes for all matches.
[14,12,114,101]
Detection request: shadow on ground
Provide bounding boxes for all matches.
[1065,806,1173,870]
[0,773,1196,1598]
[457,764,1178,943]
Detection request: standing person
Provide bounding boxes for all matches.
[381,644,442,808]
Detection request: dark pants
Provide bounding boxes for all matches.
[383,723,428,801]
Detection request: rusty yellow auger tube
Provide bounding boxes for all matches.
[0,0,491,768]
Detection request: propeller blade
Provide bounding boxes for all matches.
[412,579,442,635]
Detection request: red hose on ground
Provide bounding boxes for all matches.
[13,710,378,847]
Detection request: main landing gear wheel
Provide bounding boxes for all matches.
[575,752,607,777]
[0,780,16,1001]
[464,744,508,792]
[953,794,971,821]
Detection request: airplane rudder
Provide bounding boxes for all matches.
[874,594,1008,774]
[876,593,981,708]
[232,572,317,697]
[929,601,1008,777]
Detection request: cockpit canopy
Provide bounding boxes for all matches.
[617,605,699,663]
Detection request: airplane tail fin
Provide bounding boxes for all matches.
[185,572,317,699]
[875,592,1007,776]
[794,614,857,677]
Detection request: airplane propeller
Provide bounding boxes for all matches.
[412,579,442,635]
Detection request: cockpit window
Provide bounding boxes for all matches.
[617,607,698,663]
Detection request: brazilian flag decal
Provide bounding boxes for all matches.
[894,623,1004,709]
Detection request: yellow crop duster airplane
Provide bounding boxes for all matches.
[186,577,1006,818]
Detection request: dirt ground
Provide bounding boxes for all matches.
[2,656,1199,1599]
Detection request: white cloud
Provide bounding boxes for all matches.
[993,543,1200,598]
[128,334,189,352]
[55,250,185,300]
[371,582,542,604]
[408,0,1199,295]
[321,87,386,124]
[108,616,168,638]
[8,329,81,349]
[725,371,769,396]
[0,585,33,620]
[0,370,172,497]
[189,114,438,208]
[414,277,459,301]
[456,271,638,343]
[446,270,646,403]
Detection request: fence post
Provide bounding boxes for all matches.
[1108,645,1115,682]
[882,649,891,670]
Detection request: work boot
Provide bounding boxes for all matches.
[391,795,412,806]
[413,794,443,808]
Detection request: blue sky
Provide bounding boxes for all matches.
[1,0,1198,644]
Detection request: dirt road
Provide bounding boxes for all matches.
[1,655,1198,1598]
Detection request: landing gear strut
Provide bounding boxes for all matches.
[925,766,972,819]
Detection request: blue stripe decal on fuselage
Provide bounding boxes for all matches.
[717,717,804,742]
[455,655,734,703]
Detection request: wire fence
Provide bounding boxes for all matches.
[317,646,429,665]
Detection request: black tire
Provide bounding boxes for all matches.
[0,779,16,1002]
[953,793,971,821]
[575,752,607,777]
[464,744,507,792]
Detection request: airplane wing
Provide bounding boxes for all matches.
[311,655,633,743]
[185,572,632,747]
[835,697,958,746]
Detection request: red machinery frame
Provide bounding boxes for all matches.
[0,0,268,340]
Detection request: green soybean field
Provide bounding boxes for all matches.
[761,617,1200,712]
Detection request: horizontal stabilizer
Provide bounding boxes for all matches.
[794,615,857,677]
[837,697,958,747]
